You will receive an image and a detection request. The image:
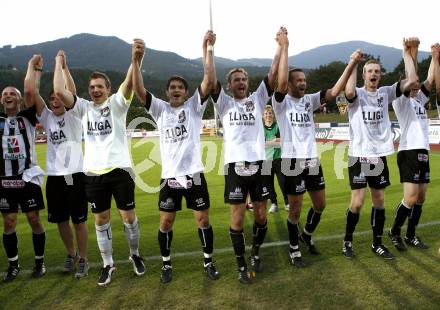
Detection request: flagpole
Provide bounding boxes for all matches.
[209,0,213,31]
[208,0,219,135]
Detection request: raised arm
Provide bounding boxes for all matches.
[24,54,46,115]
[268,27,288,90]
[276,28,289,94]
[62,53,77,95]
[424,52,435,92]
[325,49,363,101]
[344,51,360,100]
[131,39,148,107]
[54,50,75,108]
[400,37,418,93]
[423,43,440,92]
[409,38,419,73]
[200,30,217,98]
[24,55,39,107]
[120,41,141,100]
[432,43,440,100]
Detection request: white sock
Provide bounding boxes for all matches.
[124,218,140,256]
[96,222,113,267]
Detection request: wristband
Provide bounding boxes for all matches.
[207,45,214,52]
[34,67,43,72]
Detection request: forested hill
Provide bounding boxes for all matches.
[0,33,430,75]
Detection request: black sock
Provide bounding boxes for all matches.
[3,232,18,260]
[371,207,385,245]
[158,229,173,261]
[301,232,311,243]
[304,208,322,235]
[251,220,267,256]
[35,257,44,266]
[229,227,246,268]
[391,201,410,236]
[198,226,213,264]
[32,231,45,258]
[345,209,360,242]
[406,203,422,239]
[287,219,299,252]
[163,260,172,267]
[9,259,19,267]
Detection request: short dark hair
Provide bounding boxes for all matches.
[89,72,111,89]
[49,90,55,98]
[166,75,188,91]
[288,68,304,82]
[1,86,21,98]
[226,68,248,83]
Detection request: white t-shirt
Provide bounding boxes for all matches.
[348,83,399,157]
[37,106,83,175]
[213,80,271,164]
[272,91,323,158]
[148,90,207,178]
[72,90,132,172]
[392,87,430,151]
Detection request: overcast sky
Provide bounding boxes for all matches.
[1,0,437,60]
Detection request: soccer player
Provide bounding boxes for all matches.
[53,46,145,286]
[273,35,361,266]
[388,42,440,251]
[436,46,440,118]
[342,38,418,260]
[262,105,288,213]
[24,52,89,278]
[131,31,219,284]
[0,69,46,282]
[211,27,287,284]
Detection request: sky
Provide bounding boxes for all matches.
[1,0,437,60]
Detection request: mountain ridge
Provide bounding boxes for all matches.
[0,34,430,77]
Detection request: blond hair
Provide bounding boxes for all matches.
[226,68,248,83]
[362,59,381,75]
[263,104,276,122]
[264,105,273,112]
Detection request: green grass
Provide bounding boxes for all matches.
[1,137,440,309]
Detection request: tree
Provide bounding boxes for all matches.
[306,61,347,112]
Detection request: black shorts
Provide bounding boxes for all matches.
[260,160,277,199]
[0,175,45,213]
[260,158,288,203]
[397,149,430,184]
[224,161,270,204]
[158,173,210,212]
[348,156,390,190]
[46,173,88,224]
[282,158,325,195]
[85,168,135,214]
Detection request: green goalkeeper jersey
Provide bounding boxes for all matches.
[264,122,281,160]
